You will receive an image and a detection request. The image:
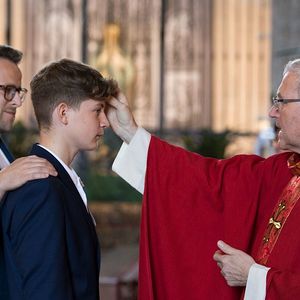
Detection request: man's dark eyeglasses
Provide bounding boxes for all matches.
[272,97,300,109]
[0,85,28,102]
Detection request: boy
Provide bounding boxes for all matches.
[1,58,118,299]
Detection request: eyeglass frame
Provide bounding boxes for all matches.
[272,97,300,109]
[0,84,28,102]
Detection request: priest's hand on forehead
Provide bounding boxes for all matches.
[106,92,138,144]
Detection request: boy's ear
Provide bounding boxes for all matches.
[56,102,70,125]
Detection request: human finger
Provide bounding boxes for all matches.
[213,249,224,262]
[217,240,237,255]
[107,96,126,109]
[13,156,57,176]
[115,92,129,105]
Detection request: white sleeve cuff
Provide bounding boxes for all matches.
[112,127,151,194]
[244,263,270,300]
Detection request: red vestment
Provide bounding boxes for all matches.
[262,184,300,299]
[139,136,293,300]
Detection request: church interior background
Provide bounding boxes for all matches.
[1,0,293,299]
[0,0,271,141]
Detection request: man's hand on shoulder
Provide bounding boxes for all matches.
[0,155,57,199]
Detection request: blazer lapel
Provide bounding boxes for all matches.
[29,144,96,230]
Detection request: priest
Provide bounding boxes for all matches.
[107,58,300,299]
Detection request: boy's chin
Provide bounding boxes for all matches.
[81,143,99,152]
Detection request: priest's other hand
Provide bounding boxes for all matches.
[213,240,255,287]
[106,93,138,144]
[0,156,57,200]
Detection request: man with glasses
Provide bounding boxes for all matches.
[107,58,300,299]
[0,45,57,298]
[0,45,57,198]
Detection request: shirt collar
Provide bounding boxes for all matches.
[37,144,80,187]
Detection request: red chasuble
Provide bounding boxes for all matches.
[254,154,300,299]
[138,136,293,300]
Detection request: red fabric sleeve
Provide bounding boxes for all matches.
[138,136,291,300]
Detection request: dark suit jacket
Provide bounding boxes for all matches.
[1,144,100,300]
[0,137,14,299]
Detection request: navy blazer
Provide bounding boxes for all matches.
[0,137,13,299]
[1,144,100,300]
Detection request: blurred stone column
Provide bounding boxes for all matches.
[212,0,271,133]
[272,0,300,93]
[164,0,212,130]
[0,0,7,43]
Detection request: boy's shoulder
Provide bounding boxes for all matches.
[2,175,65,216]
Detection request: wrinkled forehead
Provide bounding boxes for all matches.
[0,58,22,85]
[277,71,300,97]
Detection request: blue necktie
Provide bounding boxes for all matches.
[0,137,14,163]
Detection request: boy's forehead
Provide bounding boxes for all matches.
[95,99,106,106]
[81,98,106,106]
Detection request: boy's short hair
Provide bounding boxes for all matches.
[30,58,119,129]
[0,45,23,64]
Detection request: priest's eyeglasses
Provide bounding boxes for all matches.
[0,85,28,102]
[272,97,300,110]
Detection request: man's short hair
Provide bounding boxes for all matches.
[283,59,300,96]
[0,45,23,64]
[30,58,119,129]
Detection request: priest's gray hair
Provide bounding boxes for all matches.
[283,59,300,95]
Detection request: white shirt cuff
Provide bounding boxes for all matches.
[244,263,270,300]
[112,127,151,194]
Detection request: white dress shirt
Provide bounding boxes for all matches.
[38,144,88,208]
[0,148,11,169]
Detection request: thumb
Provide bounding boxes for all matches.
[116,92,129,105]
[217,240,236,255]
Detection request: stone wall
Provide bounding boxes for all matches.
[272,0,300,93]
